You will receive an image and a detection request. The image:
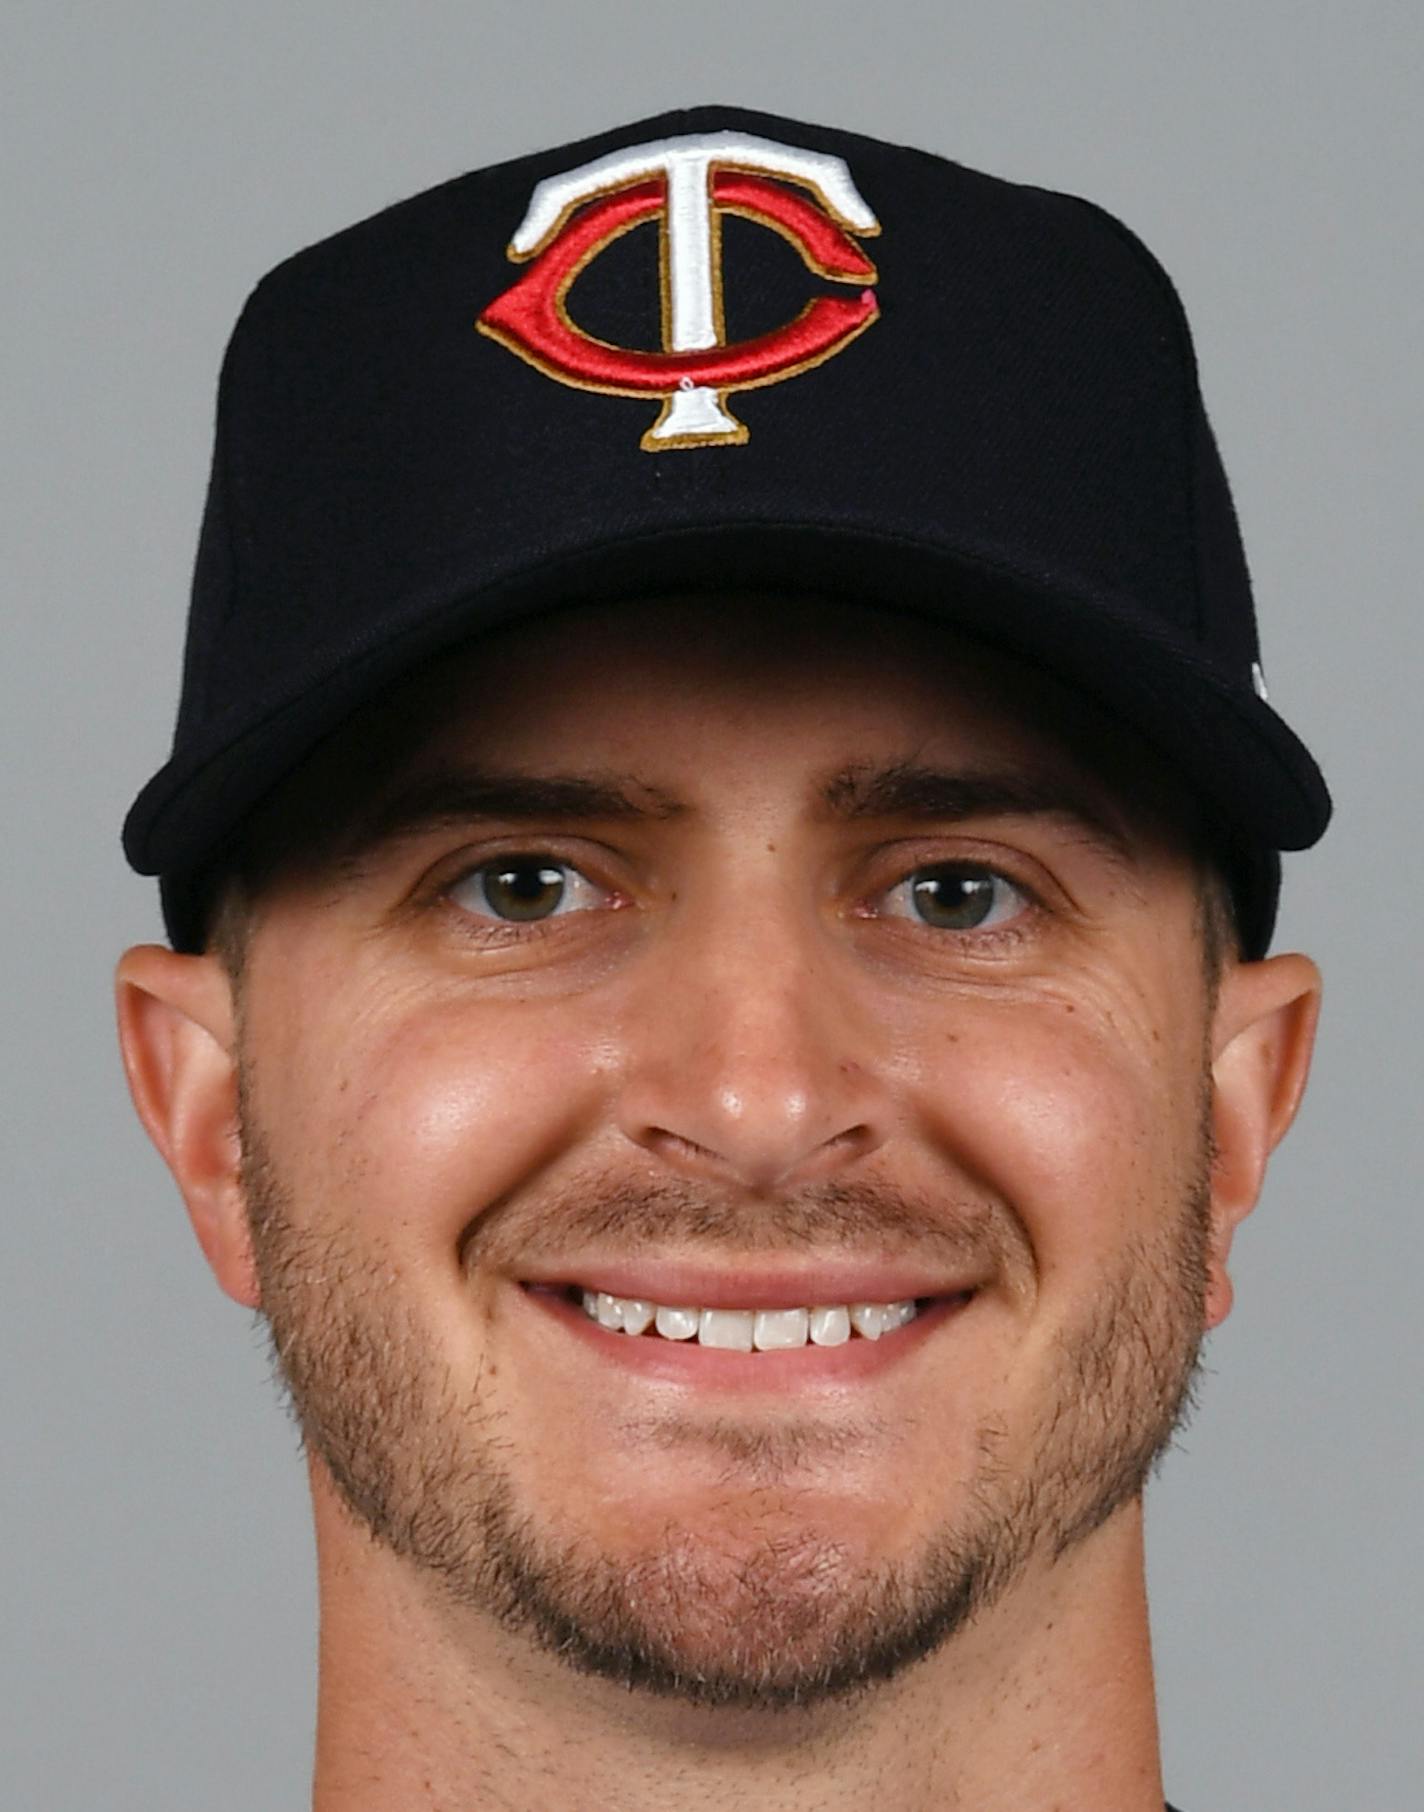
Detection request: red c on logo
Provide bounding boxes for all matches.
[478,166,879,449]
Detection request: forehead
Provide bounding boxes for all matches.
[388,595,1169,789]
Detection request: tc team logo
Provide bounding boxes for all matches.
[478,131,882,451]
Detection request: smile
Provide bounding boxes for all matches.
[575,1287,931,1348]
[518,1277,977,1389]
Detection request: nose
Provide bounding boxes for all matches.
[614,900,892,1193]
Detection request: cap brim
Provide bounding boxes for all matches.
[124,522,1330,954]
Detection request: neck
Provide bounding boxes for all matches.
[307,1472,1164,1812]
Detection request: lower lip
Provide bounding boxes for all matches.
[518,1284,972,1392]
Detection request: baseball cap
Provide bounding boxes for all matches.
[121,104,1331,956]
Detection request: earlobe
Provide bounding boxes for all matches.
[1202,952,1322,1328]
[115,944,261,1309]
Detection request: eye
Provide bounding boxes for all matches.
[446,856,606,925]
[881,863,1030,932]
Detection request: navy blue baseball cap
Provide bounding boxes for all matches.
[122,104,1330,954]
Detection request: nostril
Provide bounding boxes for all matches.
[640,1125,729,1175]
[620,1064,890,1191]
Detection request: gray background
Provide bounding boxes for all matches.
[4,3,1419,1806]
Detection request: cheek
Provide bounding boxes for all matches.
[906,987,1205,1268]
[250,980,615,1250]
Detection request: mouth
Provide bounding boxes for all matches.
[544,1282,954,1347]
[517,1273,977,1389]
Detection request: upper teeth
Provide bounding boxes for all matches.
[580,1290,920,1349]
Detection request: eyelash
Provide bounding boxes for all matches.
[876,865,1034,937]
[443,856,615,934]
[436,851,1041,947]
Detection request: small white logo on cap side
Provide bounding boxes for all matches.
[478,131,882,451]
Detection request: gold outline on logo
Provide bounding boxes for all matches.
[477,161,880,452]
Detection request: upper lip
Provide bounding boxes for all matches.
[517,1260,981,1310]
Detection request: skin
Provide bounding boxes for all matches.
[117,595,1321,1811]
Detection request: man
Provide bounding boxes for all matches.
[115,106,1328,1810]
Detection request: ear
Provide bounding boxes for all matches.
[1203,951,1322,1328]
[115,944,260,1309]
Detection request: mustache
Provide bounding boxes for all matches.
[462,1173,1025,1278]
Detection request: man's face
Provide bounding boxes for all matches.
[233,595,1218,1711]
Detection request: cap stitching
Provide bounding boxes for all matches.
[1056,194,1206,648]
[207,280,270,656]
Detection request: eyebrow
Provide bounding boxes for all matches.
[341,766,687,868]
[818,761,1136,863]
[336,757,1136,874]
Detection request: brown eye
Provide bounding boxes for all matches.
[886,864,1028,931]
[449,858,598,924]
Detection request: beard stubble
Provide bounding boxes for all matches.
[240,1067,1213,1715]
